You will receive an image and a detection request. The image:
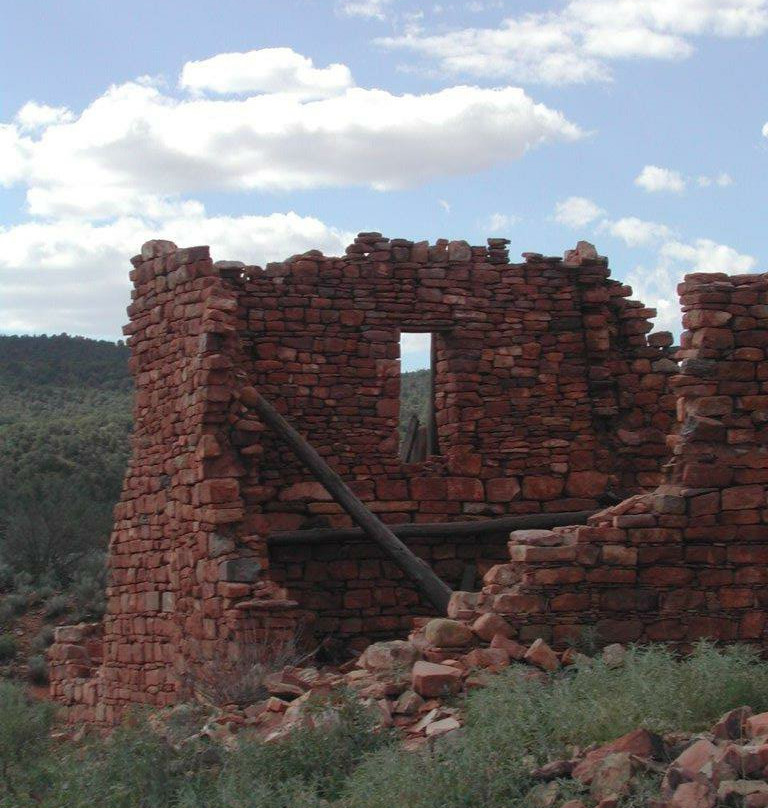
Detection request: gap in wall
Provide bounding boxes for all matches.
[398,331,438,461]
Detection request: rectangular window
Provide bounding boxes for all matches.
[398,331,439,461]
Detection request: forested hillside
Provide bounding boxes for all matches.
[0,334,429,589]
[0,335,133,588]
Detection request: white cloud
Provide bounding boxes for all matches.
[179,48,354,97]
[15,102,75,131]
[554,196,605,228]
[483,212,519,231]
[603,216,674,246]
[337,0,393,20]
[379,0,768,84]
[697,171,733,187]
[634,164,687,193]
[626,239,756,332]
[0,67,582,219]
[763,121,768,137]
[438,199,451,213]
[0,208,351,336]
[552,196,758,333]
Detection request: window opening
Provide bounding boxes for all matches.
[398,331,439,461]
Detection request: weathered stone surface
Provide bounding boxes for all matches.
[424,619,474,649]
[411,661,462,697]
[359,640,420,673]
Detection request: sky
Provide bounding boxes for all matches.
[1,0,767,370]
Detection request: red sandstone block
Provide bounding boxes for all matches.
[602,545,638,565]
[410,479,447,500]
[527,567,585,585]
[486,478,521,502]
[550,593,591,611]
[411,661,462,697]
[492,592,546,613]
[522,476,564,500]
[509,545,578,563]
[446,478,484,501]
[722,485,766,510]
[639,567,694,586]
[566,471,608,497]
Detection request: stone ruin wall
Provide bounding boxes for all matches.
[454,271,768,648]
[48,231,766,724]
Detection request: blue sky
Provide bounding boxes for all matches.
[1,0,766,369]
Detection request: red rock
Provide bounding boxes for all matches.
[747,712,768,739]
[573,729,663,783]
[711,706,752,740]
[471,613,512,641]
[490,634,528,660]
[590,753,634,802]
[668,782,716,808]
[424,619,474,649]
[411,661,463,698]
[524,639,560,672]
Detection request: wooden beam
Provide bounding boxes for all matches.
[268,510,596,546]
[238,386,453,614]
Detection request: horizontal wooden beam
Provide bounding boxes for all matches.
[268,510,596,547]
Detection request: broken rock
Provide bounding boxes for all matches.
[411,661,463,698]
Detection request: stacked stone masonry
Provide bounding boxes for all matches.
[49,231,765,724]
[451,272,768,648]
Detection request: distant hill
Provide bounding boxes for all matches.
[0,335,133,583]
[0,334,429,583]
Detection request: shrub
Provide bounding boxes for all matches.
[0,564,13,592]
[31,625,55,653]
[340,642,768,808]
[187,630,312,707]
[68,559,106,622]
[42,593,70,620]
[217,690,393,801]
[0,632,17,662]
[0,681,53,805]
[5,592,29,616]
[27,655,49,686]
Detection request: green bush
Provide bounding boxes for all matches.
[0,681,53,806]
[2,642,767,808]
[340,642,768,808]
[31,625,55,653]
[0,633,17,662]
[43,593,70,620]
[27,655,49,686]
[5,592,29,617]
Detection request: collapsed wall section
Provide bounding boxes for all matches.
[49,233,677,721]
[453,271,768,648]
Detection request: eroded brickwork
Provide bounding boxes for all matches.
[49,232,700,722]
[453,272,768,648]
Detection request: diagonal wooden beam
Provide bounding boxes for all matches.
[238,386,453,614]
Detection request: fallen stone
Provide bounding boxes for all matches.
[393,689,424,715]
[471,613,512,642]
[411,661,463,698]
[590,753,635,802]
[746,712,768,740]
[424,619,474,649]
[524,639,560,672]
[490,634,528,660]
[717,780,768,803]
[425,716,461,737]
[711,706,752,741]
[358,640,420,673]
[573,729,663,784]
[668,782,716,808]
[601,644,627,669]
